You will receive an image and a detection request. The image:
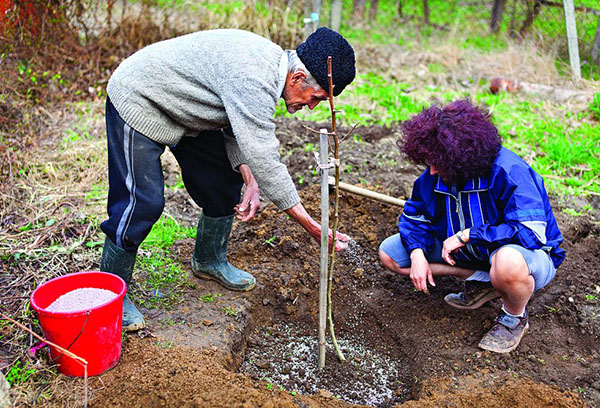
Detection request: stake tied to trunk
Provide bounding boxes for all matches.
[317,56,347,368]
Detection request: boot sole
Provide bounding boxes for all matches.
[444,290,501,310]
[478,322,529,353]
[123,320,145,332]
[193,270,256,292]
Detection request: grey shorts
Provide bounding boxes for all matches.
[379,234,556,291]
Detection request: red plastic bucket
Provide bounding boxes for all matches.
[30,271,126,377]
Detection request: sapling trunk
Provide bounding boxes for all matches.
[318,129,329,369]
[326,56,346,363]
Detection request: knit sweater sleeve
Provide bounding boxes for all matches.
[219,77,300,211]
[222,127,245,170]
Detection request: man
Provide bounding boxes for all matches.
[100,28,356,331]
[379,99,565,353]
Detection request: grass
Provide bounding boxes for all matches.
[5,360,36,386]
[141,214,196,250]
[131,214,197,309]
[199,292,222,303]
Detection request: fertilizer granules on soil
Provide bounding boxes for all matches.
[240,323,408,406]
[46,288,118,312]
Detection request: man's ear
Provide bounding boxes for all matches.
[291,70,306,84]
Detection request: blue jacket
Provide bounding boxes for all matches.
[399,147,565,269]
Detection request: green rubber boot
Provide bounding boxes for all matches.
[100,237,146,332]
[191,213,256,291]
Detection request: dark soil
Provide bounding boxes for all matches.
[67,118,599,407]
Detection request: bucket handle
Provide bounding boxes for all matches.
[51,310,90,364]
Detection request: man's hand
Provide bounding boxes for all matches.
[327,229,350,251]
[442,228,469,265]
[235,164,260,222]
[409,249,435,293]
[284,203,350,252]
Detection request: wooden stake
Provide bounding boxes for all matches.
[318,129,329,369]
[328,177,406,207]
[563,0,581,78]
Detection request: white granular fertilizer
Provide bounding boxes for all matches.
[46,288,118,313]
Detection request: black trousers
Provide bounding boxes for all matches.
[101,98,243,252]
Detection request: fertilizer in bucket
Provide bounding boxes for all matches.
[46,288,118,313]
[30,271,126,377]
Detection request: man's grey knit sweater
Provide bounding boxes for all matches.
[107,29,300,210]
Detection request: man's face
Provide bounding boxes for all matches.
[282,71,329,114]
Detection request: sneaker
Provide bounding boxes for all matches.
[478,309,529,353]
[444,280,501,309]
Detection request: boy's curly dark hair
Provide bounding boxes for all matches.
[398,99,502,183]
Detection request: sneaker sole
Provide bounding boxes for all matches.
[444,290,501,310]
[478,322,529,353]
[193,270,256,292]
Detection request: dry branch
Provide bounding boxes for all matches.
[0,312,89,407]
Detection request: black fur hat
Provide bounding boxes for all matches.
[296,27,356,96]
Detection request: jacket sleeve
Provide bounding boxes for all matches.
[399,175,435,255]
[469,164,547,249]
[222,127,245,171]
[218,77,300,211]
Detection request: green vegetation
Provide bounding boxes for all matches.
[141,214,196,250]
[5,361,36,386]
[199,292,222,303]
[134,253,189,309]
[264,236,278,246]
[222,306,238,317]
[591,93,600,120]
[477,94,600,196]
[156,339,173,349]
[131,214,197,308]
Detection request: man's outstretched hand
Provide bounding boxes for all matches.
[330,230,350,252]
[284,202,350,252]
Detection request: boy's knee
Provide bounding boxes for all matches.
[491,246,528,282]
[379,249,393,269]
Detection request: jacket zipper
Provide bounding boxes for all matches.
[435,188,487,261]
[456,192,479,259]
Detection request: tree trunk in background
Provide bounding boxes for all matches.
[517,0,541,38]
[353,0,367,20]
[313,0,321,31]
[304,0,321,37]
[368,0,379,22]
[563,0,581,78]
[331,0,343,31]
[592,16,600,64]
[397,0,403,18]
[423,0,430,24]
[490,0,506,32]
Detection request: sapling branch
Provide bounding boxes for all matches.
[339,123,360,143]
[326,56,346,363]
[302,124,335,136]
